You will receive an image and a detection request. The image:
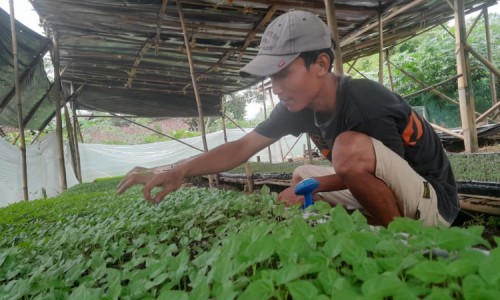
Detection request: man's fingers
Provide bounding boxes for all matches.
[152,187,174,204]
[117,178,134,194]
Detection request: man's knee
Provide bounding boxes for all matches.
[333,131,376,177]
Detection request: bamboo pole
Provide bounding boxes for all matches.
[306,134,313,164]
[475,101,500,124]
[80,103,205,152]
[483,8,498,117]
[220,96,228,143]
[403,74,463,99]
[464,43,500,79]
[64,103,79,181]
[430,123,464,140]
[386,49,395,92]
[454,0,478,152]
[50,30,68,191]
[223,113,246,132]
[9,0,29,201]
[176,0,213,187]
[261,81,272,163]
[324,0,343,74]
[378,7,384,84]
[71,102,82,183]
[267,88,285,162]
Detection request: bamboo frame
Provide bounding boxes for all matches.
[261,81,273,163]
[220,96,228,144]
[385,49,395,92]
[267,87,285,162]
[484,8,498,117]
[341,0,426,47]
[378,7,384,84]
[70,83,82,183]
[9,0,28,201]
[176,0,213,187]
[454,0,479,152]
[50,30,68,191]
[324,0,344,74]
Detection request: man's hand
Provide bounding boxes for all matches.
[117,166,185,204]
[141,168,185,204]
[277,186,304,206]
[117,166,154,194]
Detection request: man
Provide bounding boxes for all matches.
[118,10,459,227]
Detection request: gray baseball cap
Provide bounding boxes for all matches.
[240,10,332,77]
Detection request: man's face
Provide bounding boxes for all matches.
[270,57,321,112]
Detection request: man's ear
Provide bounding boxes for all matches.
[315,53,330,75]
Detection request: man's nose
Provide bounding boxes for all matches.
[271,80,282,96]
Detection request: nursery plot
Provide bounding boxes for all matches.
[0,178,499,299]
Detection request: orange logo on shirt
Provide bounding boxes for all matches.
[402,111,423,146]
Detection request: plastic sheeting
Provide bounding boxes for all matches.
[79,128,308,181]
[0,8,56,131]
[0,133,78,207]
[0,129,308,207]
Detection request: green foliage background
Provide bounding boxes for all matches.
[349,13,500,128]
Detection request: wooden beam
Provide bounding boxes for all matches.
[183,5,277,92]
[126,40,153,88]
[155,0,170,54]
[341,0,426,46]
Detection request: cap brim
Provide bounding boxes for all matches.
[239,53,300,77]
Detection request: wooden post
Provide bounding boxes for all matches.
[50,30,68,190]
[378,7,384,85]
[323,0,343,74]
[245,162,254,193]
[261,81,272,163]
[483,8,498,119]
[9,0,28,200]
[453,0,478,152]
[176,0,213,187]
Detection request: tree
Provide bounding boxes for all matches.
[225,88,265,120]
[349,12,499,128]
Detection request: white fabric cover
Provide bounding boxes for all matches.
[0,128,307,207]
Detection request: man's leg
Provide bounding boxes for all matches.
[332,131,402,226]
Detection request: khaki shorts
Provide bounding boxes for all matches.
[294,138,449,226]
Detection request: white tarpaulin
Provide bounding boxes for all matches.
[1,128,308,206]
[0,133,79,207]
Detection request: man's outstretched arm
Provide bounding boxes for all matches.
[117,131,276,203]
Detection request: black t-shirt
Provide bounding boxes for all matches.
[255,76,459,224]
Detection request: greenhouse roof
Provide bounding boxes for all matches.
[2,0,498,124]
